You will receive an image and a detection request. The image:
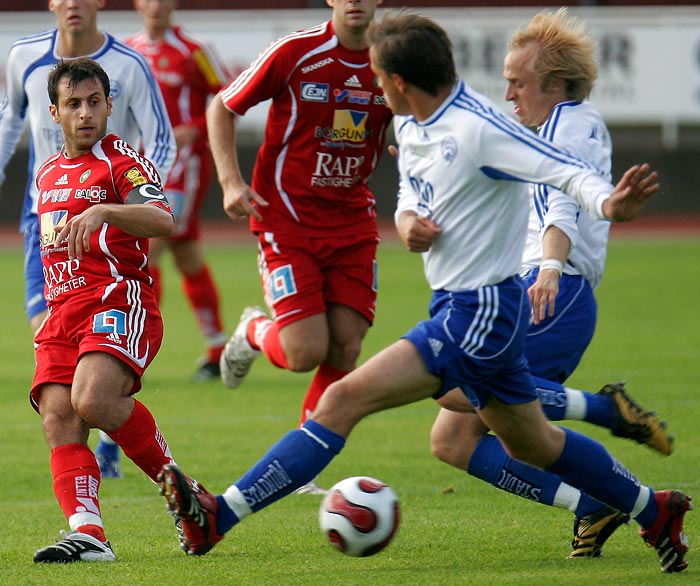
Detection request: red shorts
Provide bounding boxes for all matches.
[257,231,379,328]
[30,280,163,412]
[162,149,213,242]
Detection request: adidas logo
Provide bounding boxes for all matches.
[344,74,362,88]
[107,332,121,344]
[428,337,443,357]
[55,173,69,186]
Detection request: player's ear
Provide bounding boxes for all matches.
[106,96,113,116]
[392,73,407,93]
[546,76,565,96]
[49,104,59,124]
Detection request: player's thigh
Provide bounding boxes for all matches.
[148,236,169,265]
[170,239,206,275]
[325,303,370,365]
[479,398,564,467]
[278,312,330,366]
[315,339,441,436]
[75,351,136,394]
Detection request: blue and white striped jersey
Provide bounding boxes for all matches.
[521,100,612,290]
[394,81,614,292]
[0,29,176,230]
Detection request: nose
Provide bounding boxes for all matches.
[504,82,516,102]
[79,102,92,118]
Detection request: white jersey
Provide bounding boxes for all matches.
[520,101,612,290]
[394,81,614,292]
[0,29,176,229]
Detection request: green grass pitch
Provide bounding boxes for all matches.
[0,236,698,585]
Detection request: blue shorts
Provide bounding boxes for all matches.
[523,269,597,383]
[404,276,536,411]
[23,216,47,321]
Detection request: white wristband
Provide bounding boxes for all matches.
[539,259,563,277]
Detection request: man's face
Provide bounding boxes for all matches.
[503,43,563,128]
[50,76,112,156]
[134,0,175,31]
[370,46,408,116]
[327,0,381,33]
[49,0,105,34]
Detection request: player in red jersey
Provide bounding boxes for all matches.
[212,1,392,493]
[128,0,231,381]
[31,58,179,563]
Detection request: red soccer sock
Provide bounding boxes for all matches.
[251,317,289,369]
[298,363,349,427]
[150,265,162,305]
[183,265,226,363]
[50,443,106,542]
[108,400,173,482]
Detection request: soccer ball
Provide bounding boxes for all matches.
[319,476,400,557]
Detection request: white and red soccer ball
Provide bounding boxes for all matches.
[319,476,400,557]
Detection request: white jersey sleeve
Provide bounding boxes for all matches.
[0,31,55,187]
[521,101,612,289]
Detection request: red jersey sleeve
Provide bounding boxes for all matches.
[219,23,328,116]
[100,135,171,215]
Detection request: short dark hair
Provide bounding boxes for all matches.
[47,58,111,106]
[367,13,456,97]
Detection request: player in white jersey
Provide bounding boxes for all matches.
[430,9,673,559]
[154,14,691,574]
[0,0,176,478]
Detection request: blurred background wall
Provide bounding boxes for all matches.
[1,2,699,225]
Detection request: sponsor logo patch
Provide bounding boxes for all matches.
[333,89,371,105]
[301,57,333,74]
[314,109,370,144]
[75,186,107,203]
[125,167,147,187]
[39,210,68,247]
[300,82,329,102]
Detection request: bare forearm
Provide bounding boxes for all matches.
[102,204,174,237]
[541,225,571,265]
[206,97,246,190]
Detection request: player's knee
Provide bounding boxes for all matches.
[324,337,363,372]
[70,390,102,427]
[430,427,471,468]
[431,436,458,466]
[285,346,325,372]
[315,378,371,430]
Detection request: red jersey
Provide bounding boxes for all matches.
[36,134,172,306]
[126,26,229,192]
[220,20,393,238]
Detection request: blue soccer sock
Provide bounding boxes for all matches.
[467,434,603,517]
[578,392,615,429]
[548,427,652,522]
[533,376,578,421]
[534,377,615,429]
[215,420,345,535]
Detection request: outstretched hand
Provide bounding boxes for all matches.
[603,163,659,222]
